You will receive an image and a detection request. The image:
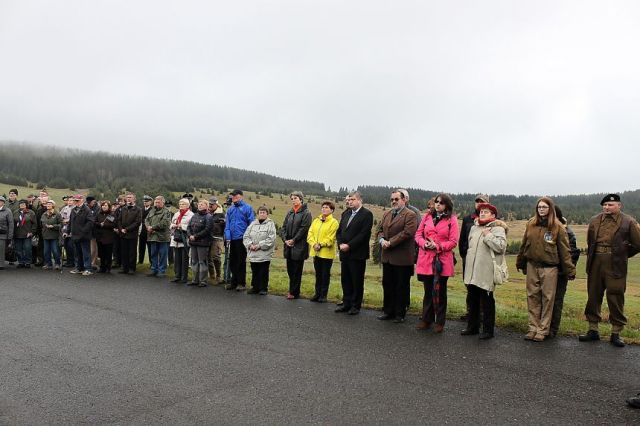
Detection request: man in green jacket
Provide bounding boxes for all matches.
[144,195,172,277]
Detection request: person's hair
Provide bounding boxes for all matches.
[554,205,567,225]
[178,198,190,206]
[321,201,335,211]
[46,200,55,206]
[397,188,409,200]
[155,195,165,203]
[348,191,362,200]
[434,193,453,214]
[100,200,112,209]
[257,205,269,213]
[392,190,406,200]
[197,199,209,207]
[126,192,136,198]
[290,191,304,201]
[535,196,559,231]
[426,197,436,210]
[117,195,125,202]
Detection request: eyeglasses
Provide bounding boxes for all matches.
[435,200,443,204]
[537,206,549,210]
[390,197,400,202]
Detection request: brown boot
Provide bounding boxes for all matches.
[416,320,431,330]
[213,260,222,283]
[434,324,444,333]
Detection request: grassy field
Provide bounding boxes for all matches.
[3,182,639,342]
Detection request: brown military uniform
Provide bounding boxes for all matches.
[585,212,640,332]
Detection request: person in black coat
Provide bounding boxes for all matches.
[335,191,373,315]
[94,200,116,273]
[116,192,142,274]
[187,200,214,287]
[280,191,312,299]
[138,195,153,264]
[68,194,96,275]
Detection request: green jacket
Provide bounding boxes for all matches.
[14,209,37,239]
[7,200,20,217]
[144,207,172,242]
[41,211,62,240]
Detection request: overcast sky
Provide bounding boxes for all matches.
[1,1,639,196]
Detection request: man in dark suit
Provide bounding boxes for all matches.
[138,195,153,264]
[335,191,373,315]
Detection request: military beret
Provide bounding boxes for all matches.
[600,194,621,205]
[182,193,194,199]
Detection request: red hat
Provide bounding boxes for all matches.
[477,203,498,216]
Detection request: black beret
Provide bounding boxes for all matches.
[600,194,621,205]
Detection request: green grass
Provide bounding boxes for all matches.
[4,181,640,342]
[199,254,640,343]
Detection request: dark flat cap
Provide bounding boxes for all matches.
[600,194,621,205]
[230,189,243,196]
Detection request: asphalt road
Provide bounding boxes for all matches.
[0,268,639,425]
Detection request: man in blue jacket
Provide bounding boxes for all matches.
[223,190,254,291]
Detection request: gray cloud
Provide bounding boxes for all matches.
[1,0,639,195]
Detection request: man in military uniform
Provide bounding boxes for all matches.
[579,194,640,347]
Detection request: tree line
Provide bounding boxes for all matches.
[1,142,638,223]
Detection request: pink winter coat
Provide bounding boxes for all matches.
[415,213,459,277]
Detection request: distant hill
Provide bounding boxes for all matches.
[0,142,326,201]
[1,142,638,224]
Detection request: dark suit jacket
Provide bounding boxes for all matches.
[336,206,373,261]
[377,208,418,266]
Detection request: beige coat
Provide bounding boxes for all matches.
[463,220,508,292]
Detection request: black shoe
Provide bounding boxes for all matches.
[171,278,181,283]
[247,288,259,294]
[578,330,601,342]
[347,307,360,315]
[187,282,198,286]
[336,301,344,307]
[610,333,625,347]
[317,297,327,303]
[127,271,135,275]
[460,313,469,321]
[393,317,405,323]
[479,332,494,340]
[377,314,394,321]
[198,283,208,288]
[258,290,268,295]
[461,328,479,336]
[627,394,640,409]
[310,295,320,302]
[118,270,128,274]
[335,306,349,313]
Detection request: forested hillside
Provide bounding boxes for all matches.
[0,142,326,200]
[1,142,638,223]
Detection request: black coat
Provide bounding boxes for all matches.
[94,211,116,244]
[187,211,213,247]
[280,204,312,261]
[336,207,373,261]
[117,205,142,240]
[69,205,96,241]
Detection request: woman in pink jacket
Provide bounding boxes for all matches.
[415,193,459,333]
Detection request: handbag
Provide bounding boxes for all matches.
[490,247,509,285]
[173,229,188,245]
[31,235,40,247]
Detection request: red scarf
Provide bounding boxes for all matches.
[478,217,496,226]
[175,208,189,228]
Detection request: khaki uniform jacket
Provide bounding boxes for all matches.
[586,212,640,278]
[516,218,575,277]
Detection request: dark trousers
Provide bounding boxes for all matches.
[382,263,413,319]
[63,237,75,266]
[250,261,270,292]
[174,247,189,282]
[113,234,121,266]
[73,239,91,271]
[286,258,305,296]
[120,237,138,272]
[313,257,333,299]
[138,233,149,264]
[229,239,247,286]
[43,239,61,267]
[340,259,366,309]
[419,275,449,325]
[467,284,495,333]
[97,242,113,272]
[15,237,32,266]
[550,274,568,335]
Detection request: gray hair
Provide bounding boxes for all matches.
[290,191,304,202]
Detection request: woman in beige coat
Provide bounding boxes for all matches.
[461,203,507,339]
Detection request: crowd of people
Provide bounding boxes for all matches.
[1,187,639,348]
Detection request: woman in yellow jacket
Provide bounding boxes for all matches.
[307,201,339,303]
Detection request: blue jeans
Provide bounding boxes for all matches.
[149,241,169,274]
[43,239,61,267]
[14,237,32,266]
[73,239,91,271]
